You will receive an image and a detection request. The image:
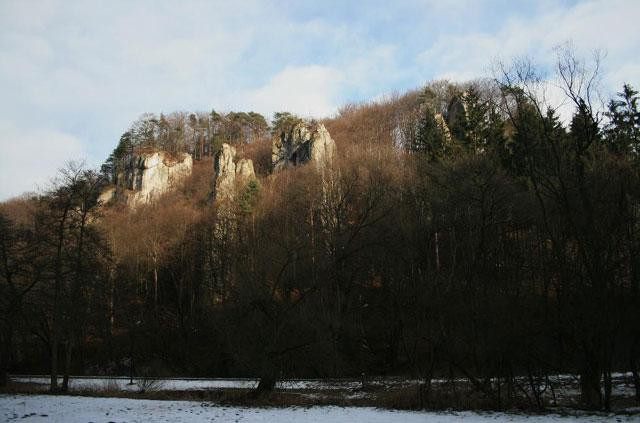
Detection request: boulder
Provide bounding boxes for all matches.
[213,143,256,200]
[116,151,192,207]
[271,122,336,172]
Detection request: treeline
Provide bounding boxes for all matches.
[1,52,640,412]
[101,110,270,183]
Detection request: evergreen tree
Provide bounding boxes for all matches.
[239,179,261,215]
[569,99,600,157]
[462,87,490,153]
[411,105,447,161]
[605,84,640,157]
[101,131,134,183]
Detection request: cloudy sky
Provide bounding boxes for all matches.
[1,0,638,200]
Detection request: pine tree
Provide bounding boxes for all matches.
[605,84,640,157]
[462,87,490,153]
[239,179,261,215]
[569,99,600,157]
[411,106,447,161]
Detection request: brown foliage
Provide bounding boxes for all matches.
[237,136,272,176]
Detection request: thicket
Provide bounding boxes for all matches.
[1,51,639,411]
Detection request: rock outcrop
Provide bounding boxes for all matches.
[434,113,452,142]
[235,158,255,181]
[446,94,468,131]
[112,151,192,207]
[213,143,256,200]
[271,122,336,172]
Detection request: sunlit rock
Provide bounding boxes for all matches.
[213,143,256,200]
[271,122,336,172]
[115,151,192,207]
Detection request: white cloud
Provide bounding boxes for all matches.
[0,121,87,199]
[417,0,640,94]
[0,0,638,199]
[240,65,344,118]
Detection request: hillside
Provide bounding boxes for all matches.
[1,62,640,413]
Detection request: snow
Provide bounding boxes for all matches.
[12,373,638,401]
[11,376,409,392]
[1,394,636,423]
[13,376,258,391]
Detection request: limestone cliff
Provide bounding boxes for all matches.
[434,113,452,142]
[271,122,336,172]
[105,151,192,207]
[213,143,256,200]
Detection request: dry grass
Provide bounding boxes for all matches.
[3,378,639,416]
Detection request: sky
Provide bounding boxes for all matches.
[0,0,638,200]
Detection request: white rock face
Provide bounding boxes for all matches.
[235,158,255,181]
[214,144,237,200]
[434,113,452,141]
[98,186,116,204]
[116,151,192,207]
[272,122,336,172]
[213,143,256,200]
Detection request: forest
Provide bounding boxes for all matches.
[1,51,639,412]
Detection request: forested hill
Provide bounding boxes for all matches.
[1,53,640,412]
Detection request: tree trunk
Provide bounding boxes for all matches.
[253,375,276,397]
[50,340,59,392]
[109,275,115,336]
[579,365,602,410]
[51,205,70,393]
[631,361,640,402]
[61,341,73,392]
[0,328,9,387]
[417,378,432,409]
[0,365,6,387]
[603,369,612,411]
[153,263,159,309]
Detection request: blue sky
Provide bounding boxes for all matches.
[0,0,638,199]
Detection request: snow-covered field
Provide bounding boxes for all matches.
[1,394,636,423]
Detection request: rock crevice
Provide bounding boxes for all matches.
[271,122,336,172]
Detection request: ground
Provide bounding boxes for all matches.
[1,394,638,423]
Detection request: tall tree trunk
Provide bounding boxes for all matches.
[631,358,640,402]
[61,341,73,392]
[109,275,115,336]
[0,325,11,387]
[579,364,602,410]
[153,264,159,309]
[603,369,612,411]
[253,374,276,397]
[631,341,640,402]
[50,338,58,391]
[51,205,70,392]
